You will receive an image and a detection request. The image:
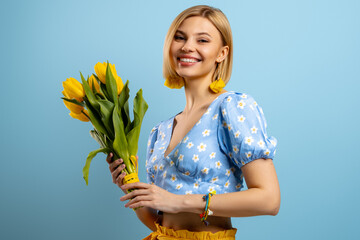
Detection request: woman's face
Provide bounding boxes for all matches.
[170,16,228,81]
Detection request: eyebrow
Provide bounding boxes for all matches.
[176,30,212,38]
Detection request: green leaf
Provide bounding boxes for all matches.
[98,99,115,140]
[126,89,148,157]
[83,147,110,185]
[112,104,134,173]
[105,61,118,103]
[85,99,109,137]
[61,97,85,107]
[81,72,99,110]
[99,82,110,101]
[118,81,131,133]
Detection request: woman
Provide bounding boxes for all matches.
[107,5,280,240]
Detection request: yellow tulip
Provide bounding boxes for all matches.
[89,75,100,93]
[69,109,90,122]
[62,77,85,102]
[94,62,117,84]
[63,100,84,114]
[116,76,124,95]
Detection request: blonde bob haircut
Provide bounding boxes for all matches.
[163,5,233,87]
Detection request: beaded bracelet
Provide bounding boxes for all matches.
[199,190,216,226]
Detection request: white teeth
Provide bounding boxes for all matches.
[180,58,198,63]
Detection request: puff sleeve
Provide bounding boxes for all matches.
[218,93,277,168]
[145,124,160,184]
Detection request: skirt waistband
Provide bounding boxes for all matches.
[143,222,237,240]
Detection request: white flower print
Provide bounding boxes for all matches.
[182,136,189,143]
[232,145,239,154]
[215,161,222,169]
[251,126,258,134]
[194,182,199,189]
[174,149,179,157]
[253,101,258,107]
[151,127,156,133]
[168,123,172,129]
[227,124,232,131]
[178,154,184,161]
[159,164,164,171]
[234,131,241,138]
[183,171,190,176]
[237,100,246,109]
[205,108,211,115]
[196,119,201,125]
[222,121,228,128]
[211,177,219,183]
[224,181,230,188]
[208,186,216,193]
[171,174,177,182]
[186,142,194,149]
[270,139,277,146]
[147,140,151,147]
[150,148,154,154]
[153,165,158,171]
[241,160,245,165]
[202,129,210,137]
[237,115,246,122]
[201,167,209,174]
[225,169,231,176]
[151,174,155,179]
[264,149,270,156]
[229,152,233,158]
[197,143,206,152]
[212,114,218,120]
[222,108,227,116]
[241,93,247,99]
[236,183,242,189]
[170,160,174,166]
[246,151,252,158]
[151,156,157,163]
[163,171,167,179]
[257,140,265,148]
[245,136,254,145]
[185,190,193,195]
[209,152,216,159]
[176,183,183,190]
[192,154,199,162]
[226,96,232,102]
[158,146,165,150]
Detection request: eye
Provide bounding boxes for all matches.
[198,39,209,43]
[174,35,185,41]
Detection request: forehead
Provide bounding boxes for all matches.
[177,16,220,38]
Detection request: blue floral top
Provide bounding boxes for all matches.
[145,91,277,195]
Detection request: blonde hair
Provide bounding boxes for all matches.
[163,5,233,86]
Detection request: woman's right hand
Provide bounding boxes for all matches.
[106,152,127,194]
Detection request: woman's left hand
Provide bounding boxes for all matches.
[120,182,183,214]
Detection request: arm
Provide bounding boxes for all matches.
[106,153,159,231]
[121,158,280,217]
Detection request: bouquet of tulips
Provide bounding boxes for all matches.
[61,62,148,189]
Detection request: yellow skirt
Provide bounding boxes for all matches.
[143,223,237,240]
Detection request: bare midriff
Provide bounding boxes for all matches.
[161,212,233,233]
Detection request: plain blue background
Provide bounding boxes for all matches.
[1,0,359,239]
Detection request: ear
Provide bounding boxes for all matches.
[216,46,229,63]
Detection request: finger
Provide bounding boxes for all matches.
[121,182,151,191]
[120,189,150,201]
[112,164,126,183]
[115,171,127,186]
[125,195,153,208]
[109,158,123,172]
[128,200,151,209]
[106,152,113,164]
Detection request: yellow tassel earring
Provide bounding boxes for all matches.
[164,77,184,89]
[209,78,225,93]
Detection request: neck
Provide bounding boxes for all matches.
[182,75,225,114]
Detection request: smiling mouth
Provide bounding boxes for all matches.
[178,58,201,63]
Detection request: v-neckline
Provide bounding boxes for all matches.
[163,91,230,159]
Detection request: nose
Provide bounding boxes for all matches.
[181,39,195,52]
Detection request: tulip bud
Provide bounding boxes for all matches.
[63,100,84,114]
[94,62,118,84]
[89,75,100,93]
[69,109,90,122]
[116,76,124,95]
[62,77,85,102]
